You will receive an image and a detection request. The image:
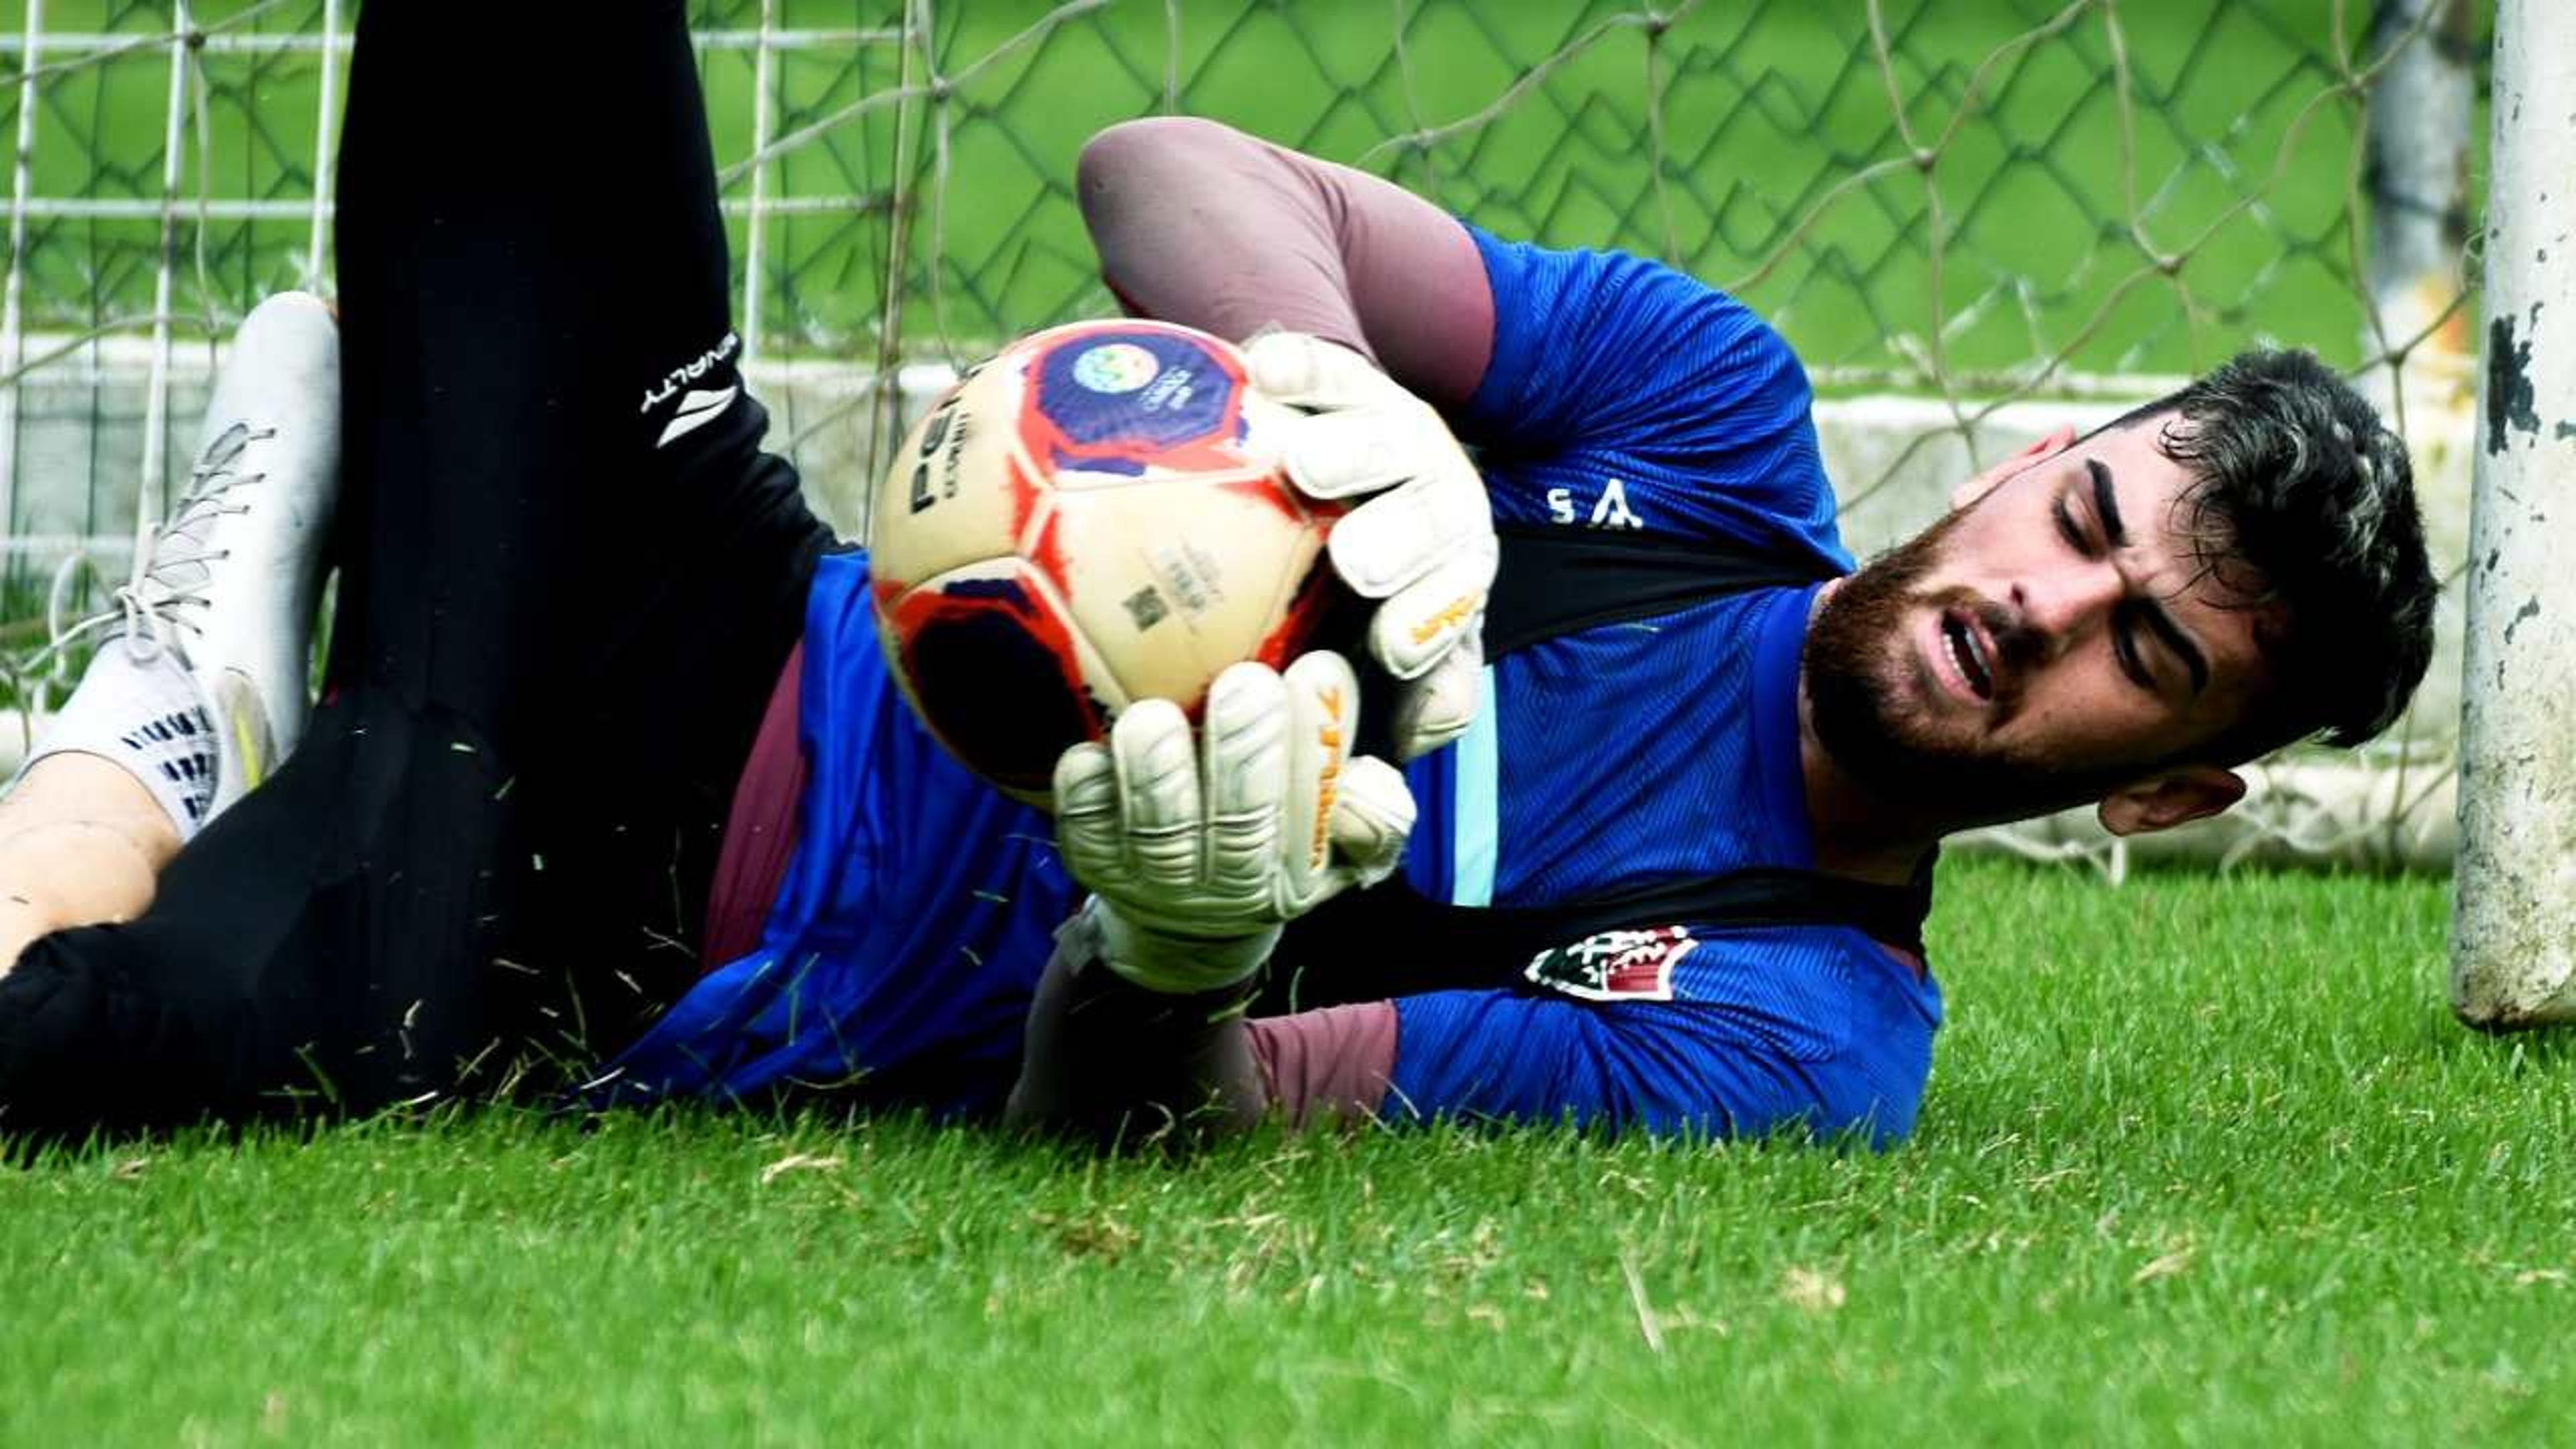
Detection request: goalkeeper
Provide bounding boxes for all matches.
[1000,119,2442,1141]
[0,10,2438,1146]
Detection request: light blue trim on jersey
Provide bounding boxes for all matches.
[1449,662,1499,907]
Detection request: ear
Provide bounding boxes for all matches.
[1951,423,2078,512]
[2096,765,2247,837]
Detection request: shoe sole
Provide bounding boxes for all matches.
[211,667,277,810]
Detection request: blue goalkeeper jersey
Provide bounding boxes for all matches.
[1380,227,1939,1144]
[611,228,1941,1144]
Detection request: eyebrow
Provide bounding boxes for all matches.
[2086,458,2125,547]
[2090,456,2210,696]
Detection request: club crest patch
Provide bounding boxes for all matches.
[1523,925,1696,1003]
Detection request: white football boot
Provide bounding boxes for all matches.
[112,292,341,819]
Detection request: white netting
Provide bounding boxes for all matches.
[0,0,2487,871]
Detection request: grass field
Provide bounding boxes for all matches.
[0,13,2523,1438]
[10,857,2567,1447]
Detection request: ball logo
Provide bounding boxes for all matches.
[1071,343,1160,394]
[1031,327,1248,465]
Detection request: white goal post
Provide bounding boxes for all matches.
[2451,0,2576,1026]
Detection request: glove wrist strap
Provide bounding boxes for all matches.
[1087,896,1281,996]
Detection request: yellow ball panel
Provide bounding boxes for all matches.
[1039,471,1331,708]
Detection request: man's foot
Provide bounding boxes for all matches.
[19,292,341,836]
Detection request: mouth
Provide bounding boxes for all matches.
[1937,606,1996,702]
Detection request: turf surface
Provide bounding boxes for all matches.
[9,857,2566,1446]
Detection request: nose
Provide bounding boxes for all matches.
[2010,560,2123,651]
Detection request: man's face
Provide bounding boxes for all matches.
[1805,417,2285,832]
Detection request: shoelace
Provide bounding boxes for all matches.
[35,422,272,674]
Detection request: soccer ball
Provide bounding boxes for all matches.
[867,319,1344,806]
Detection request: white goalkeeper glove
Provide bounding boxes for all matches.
[1053,651,1417,996]
[1246,332,1497,763]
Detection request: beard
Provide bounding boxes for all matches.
[1803,511,2137,830]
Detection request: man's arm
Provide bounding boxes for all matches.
[1005,651,1411,1144]
[1005,125,1477,1144]
[1083,119,1836,549]
[1008,914,1933,1147]
[1088,119,1507,766]
[1004,904,1397,1140]
[1077,117,1494,412]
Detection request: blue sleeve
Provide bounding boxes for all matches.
[1456,225,1845,563]
[1384,931,1939,1147]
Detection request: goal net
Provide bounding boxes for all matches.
[0,0,2486,875]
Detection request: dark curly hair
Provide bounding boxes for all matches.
[2102,348,2437,761]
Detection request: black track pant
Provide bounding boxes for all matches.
[0,3,832,1137]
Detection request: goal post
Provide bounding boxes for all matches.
[2451,0,2576,1027]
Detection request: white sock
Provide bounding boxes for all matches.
[19,643,219,839]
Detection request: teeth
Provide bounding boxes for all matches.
[1945,616,1990,698]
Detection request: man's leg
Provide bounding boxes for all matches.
[0,755,174,969]
[326,3,830,1030]
[0,3,829,1136]
[0,286,341,970]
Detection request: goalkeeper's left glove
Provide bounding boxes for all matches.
[1052,651,1416,995]
[1245,333,1497,763]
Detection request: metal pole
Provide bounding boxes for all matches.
[136,0,193,537]
[2451,0,2576,1027]
[2364,0,2475,364]
[863,0,929,543]
[0,0,46,580]
[307,0,341,290]
[741,0,778,365]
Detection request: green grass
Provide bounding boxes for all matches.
[11,857,2569,1446]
